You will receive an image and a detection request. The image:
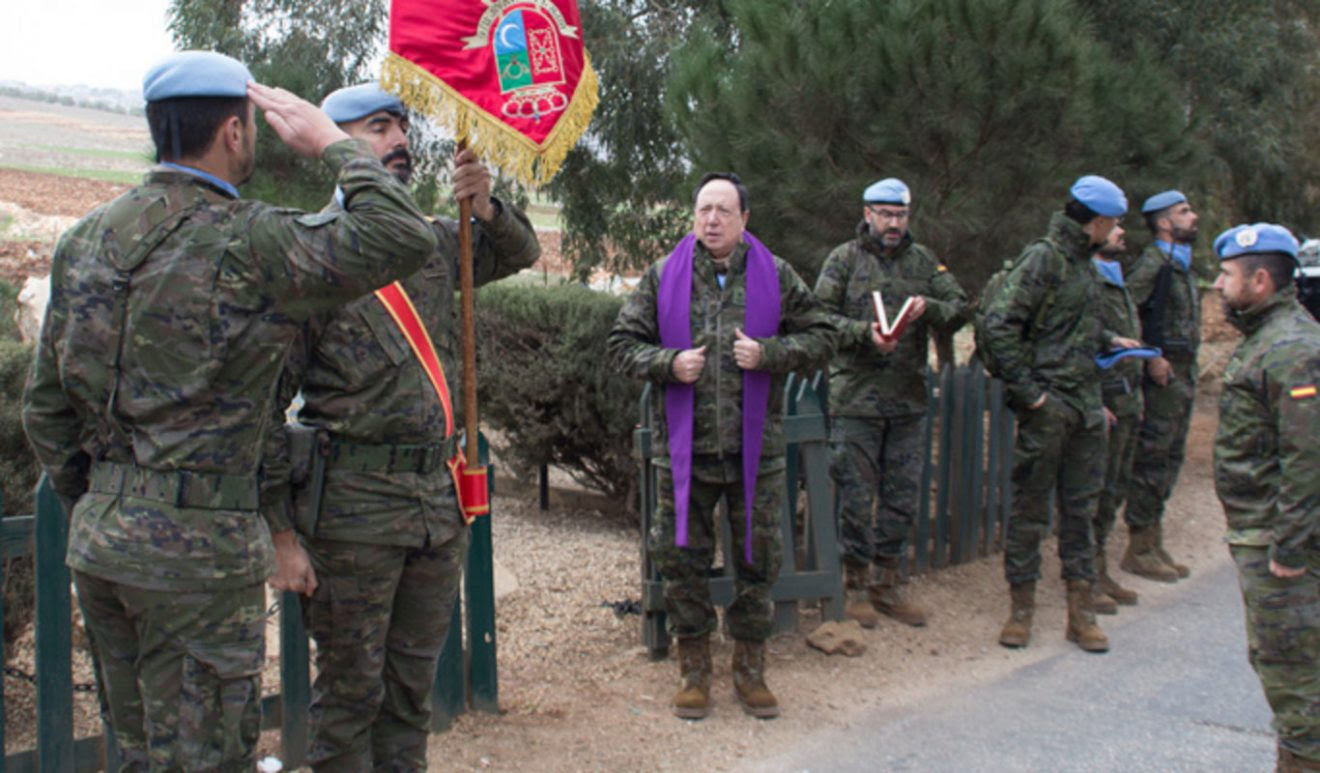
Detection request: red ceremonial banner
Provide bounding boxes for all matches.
[385,0,598,187]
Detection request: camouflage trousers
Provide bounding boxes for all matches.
[1095,411,1140,549]
[303,530,469,772]
[650,456,784,642]
[1230,545,1320,761]
[1126,357,1196,530]
[74,571,265,772]
[1003,397,1104,585]
[829,414,925,568]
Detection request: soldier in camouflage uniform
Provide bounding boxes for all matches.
[268,84,540,771]
[980,176,1140,653]
[1122,190,1201,582]
[1090,225,1143,612]
[1210,223,1320,772]
[608,173,834,720]
[813,178,968,629]
[21,53,437,771]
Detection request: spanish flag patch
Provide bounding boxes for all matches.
[1289,385,1317,399]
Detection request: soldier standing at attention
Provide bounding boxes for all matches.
[980,175,1140,653]
[813,178,968,629]
[1122,190,1201,582]
[1090,224,1143,612]
[608,173,835,720]
[1210,223,1320,772]
[271,83,540,771]
[22,52,437,769]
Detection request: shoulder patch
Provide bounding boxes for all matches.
[1289,385,1317,399]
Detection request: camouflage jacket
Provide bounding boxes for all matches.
[1092,258,1144,419]
[980,213,1109,418]
[1127,241,1200,357]
[272,197,540,547]
[1214,287,1320,569]
[815,224,968,418]
[607,240,836,460]
[22,140,437,591]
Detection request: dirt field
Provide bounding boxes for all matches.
[0,95,1246,769]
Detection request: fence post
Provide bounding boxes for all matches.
[34,476,74,773]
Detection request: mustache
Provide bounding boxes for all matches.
[381,148,412,168]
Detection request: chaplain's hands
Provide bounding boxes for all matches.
[673,346,707,384]
[734,328,764,370]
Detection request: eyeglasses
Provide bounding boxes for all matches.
[868,207,910,221]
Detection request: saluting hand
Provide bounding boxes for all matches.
[673,345,707,384]
[247,82,348,158]
[733,328,764,370]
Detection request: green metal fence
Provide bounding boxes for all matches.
[1,434,499,772]
[634,365,1015,659]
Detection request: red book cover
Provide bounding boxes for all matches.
[872,290,917,343]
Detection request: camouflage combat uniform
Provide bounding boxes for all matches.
[814,224,967,569]
[22,140,437,771]
[275,197,539,771]
[980,213,1112,584]
[1092,258,1144,550]
[1214,286,1320,763]
[607,241,835,641]
[1126,242,1200,530]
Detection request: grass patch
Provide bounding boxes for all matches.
[29,144,150,163]
[0,164,139,185]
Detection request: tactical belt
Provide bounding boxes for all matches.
[88,462,258,510]
[1101,377,1133,398]
[325,437,455,474]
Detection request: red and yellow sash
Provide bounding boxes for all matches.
[375,281,490,522]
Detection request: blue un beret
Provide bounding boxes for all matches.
[1213,223,1299,261]
[143,51,252,101]
[321,84,406,124]
[1069,175,1127,217]
[863,178,911,206]
[1141,190,1187,214]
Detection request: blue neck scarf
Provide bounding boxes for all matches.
[160,162,239,199]
[1154,240,1192,272]
[1092,256,1125,287]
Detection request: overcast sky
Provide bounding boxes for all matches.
[2,0,176,92]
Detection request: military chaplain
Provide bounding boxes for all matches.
[980,175,1140,653]
[608,172,835,720]
[1211,223,1320,772]
[22,52,437,769]
[814,178,968,629]
[268,83,540,770]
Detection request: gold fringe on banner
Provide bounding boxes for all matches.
[381,51,598,189]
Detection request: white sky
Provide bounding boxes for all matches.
[1,0,176,92]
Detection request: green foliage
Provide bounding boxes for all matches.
[0,280,39,648]
[667,0,1195,291]
[475,282,642,502]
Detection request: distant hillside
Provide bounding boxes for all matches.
[0,81,142,116]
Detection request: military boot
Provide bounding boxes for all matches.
[998,582,1035,648]
[671,635,711,719]
[1153,523,1191,578]
[869,565,928,627]
[732,639,779,718]
[1065,579,1110,653]
[1096,552,1138,606]
[1120,526,1180,583]
[842,563,881,629]
[1091,583,1118,615]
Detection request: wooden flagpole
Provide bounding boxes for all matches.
[457,139,480,465]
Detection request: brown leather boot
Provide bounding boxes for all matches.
[1065,579,1110,653]
[1120,526,1180,583]
[998,582,1035,648]
[1154,523,1190,578]
[1091,583,1118,615]
[1096,552,1138,605]
[843,563,881,629]
[671,635,711,719]
[869,565,928,627]
[732,639,779,718]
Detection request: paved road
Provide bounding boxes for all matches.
[752,559,1277,772]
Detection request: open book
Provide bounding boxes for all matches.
[871,290,918,343]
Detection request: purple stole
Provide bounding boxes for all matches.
[657,232,780,563]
